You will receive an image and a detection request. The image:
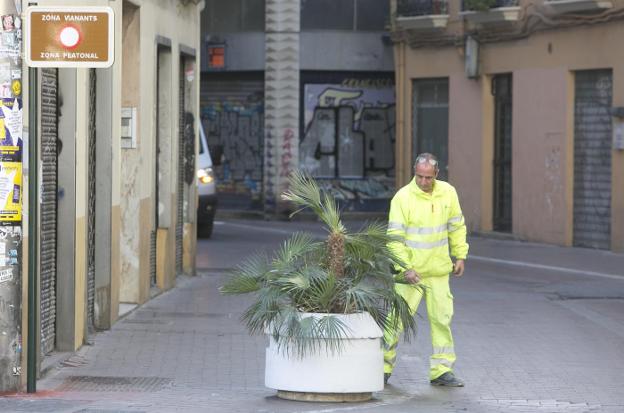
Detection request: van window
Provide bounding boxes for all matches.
[199,124,206,154]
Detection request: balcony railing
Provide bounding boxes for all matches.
[397,0,448,17]
[462,0,518,11]
[460,0,521,24]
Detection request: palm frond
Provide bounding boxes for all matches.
[220,172,421,356]
[273,232,320,269]
[306,273,340,312]
[281,170,345,234]
[319,191,343,233]
[281,170,323,215]
[240,287,285,335]
[274,272,310,294]
[220,254,269,294]
[219,274,261,295]
[272,312,350,358]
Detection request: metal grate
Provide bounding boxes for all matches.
[573,70,612,249]
[58,376,173,393]
[87,69,97,332]
[0,400,91,412]
[74,410,146,413]
[175,58,185,274]
[492,74,513,233]
[149,230,157,286]
[40,68,59,356]
[200,77,265,186]
[397,0,448,17]
[462,0,518,11]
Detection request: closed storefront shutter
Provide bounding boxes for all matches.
[40,68,58,355]
[201,77,264,206]
[573,70,612,249]
[150,230,157,286]
[87,69,97,331]
[176,63,185,274]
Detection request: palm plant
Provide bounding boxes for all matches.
[220,171,418,357]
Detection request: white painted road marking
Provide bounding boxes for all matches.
[470,255,623,281]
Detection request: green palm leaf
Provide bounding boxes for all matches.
[281,170,345,234]
[221,170,420,356]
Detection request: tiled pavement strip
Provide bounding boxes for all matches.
[2,229,624,412]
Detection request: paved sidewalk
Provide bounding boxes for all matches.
[1,222,624,412]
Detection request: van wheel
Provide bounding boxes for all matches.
[198,220,214,239]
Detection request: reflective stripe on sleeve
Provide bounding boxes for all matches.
[405,239,449,249]
[448,215,463,224]
[388,221,406,232]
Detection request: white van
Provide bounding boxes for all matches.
[197,123,218,237]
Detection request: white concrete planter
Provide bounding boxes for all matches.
[265,312,384,402]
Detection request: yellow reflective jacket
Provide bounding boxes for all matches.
[388,179,468,277]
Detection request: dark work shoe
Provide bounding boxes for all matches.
[384,373,391,384]
[430,372,464,387]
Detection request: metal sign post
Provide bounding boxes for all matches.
[24,5,114,393]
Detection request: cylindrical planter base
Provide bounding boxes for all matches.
[277,390,372,403]
[265,312,384,400]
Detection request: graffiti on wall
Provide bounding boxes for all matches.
[301,80,396,201]
[201,93,264,196]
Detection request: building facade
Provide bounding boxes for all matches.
[0,0,203,391]
[391,0,624,251]
[201,0,397,212]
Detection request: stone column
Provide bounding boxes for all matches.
[264,0,300,215]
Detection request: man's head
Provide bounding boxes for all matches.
[413,153,439,193]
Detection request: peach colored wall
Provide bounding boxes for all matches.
[448,74,483,233]
[512,68,571,245]
[395,16,624,249]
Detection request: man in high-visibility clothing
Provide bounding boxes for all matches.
[384,152,468,387]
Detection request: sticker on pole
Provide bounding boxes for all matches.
[25,6,114,68]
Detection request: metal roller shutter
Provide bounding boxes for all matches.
[200,78,264,199]
[573,70,612,249]
[87,69,97,331]
[40,68,58,355]
[150,230,156,286]
[176,61,185,274]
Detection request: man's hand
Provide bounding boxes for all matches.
[404,269,421,284]
[453,259,465,277]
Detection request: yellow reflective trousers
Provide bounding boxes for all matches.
[383,275,455,381]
